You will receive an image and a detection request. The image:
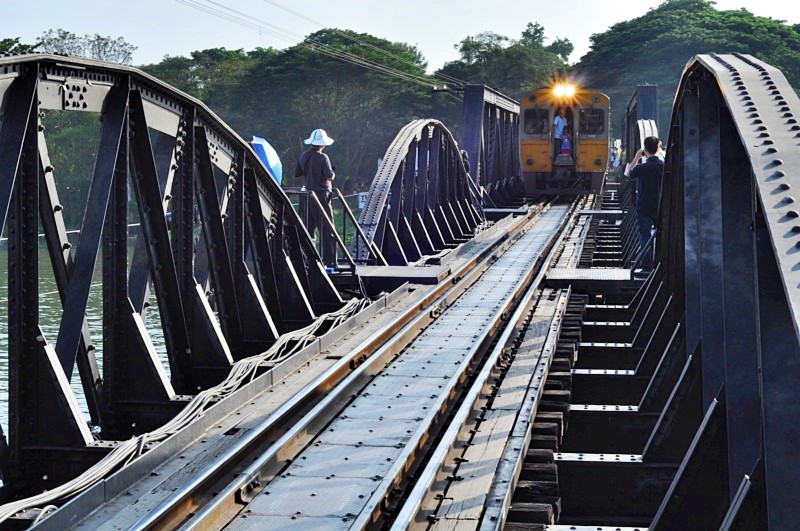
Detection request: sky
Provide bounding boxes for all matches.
[5,0,800,70]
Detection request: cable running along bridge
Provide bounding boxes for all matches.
[0,51,796,530]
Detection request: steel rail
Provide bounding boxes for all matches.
[388,202,581,529]
[478,289,570,530]
[122,204,549,530]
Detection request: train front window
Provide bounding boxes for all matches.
[579,109,605,135]
[524,108,550,135]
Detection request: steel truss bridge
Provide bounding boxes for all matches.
[0,52,795,530]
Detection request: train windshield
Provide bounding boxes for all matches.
[523,108,550,135]
[579,109,606,136]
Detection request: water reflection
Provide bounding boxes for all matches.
[0,242,168,433]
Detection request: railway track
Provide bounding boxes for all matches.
[29,197,575,529]
[78,198,578,530]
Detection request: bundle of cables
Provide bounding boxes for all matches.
[0,297,369,524]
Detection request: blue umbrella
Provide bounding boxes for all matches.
[250,135,283,185]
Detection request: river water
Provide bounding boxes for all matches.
[0,241,168,434]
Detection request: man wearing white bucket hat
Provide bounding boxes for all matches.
[294,128,337,266]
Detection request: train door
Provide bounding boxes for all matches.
[575,97,610,191]
[553,105,574,158]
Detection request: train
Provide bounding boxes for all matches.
[519,83,610,194]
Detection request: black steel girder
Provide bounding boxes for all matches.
[0,53,355,495]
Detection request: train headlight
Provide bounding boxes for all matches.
[553,84,576,98]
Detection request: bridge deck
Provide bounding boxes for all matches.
[225,205,571,528]
[65,210,538,529]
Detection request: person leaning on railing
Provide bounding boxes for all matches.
[295,128,337,267]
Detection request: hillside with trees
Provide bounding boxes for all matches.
[576,0,800,135]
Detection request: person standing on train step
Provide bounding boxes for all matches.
[553,108,568,155]
[294,128,337,267]
[560,130,573,155]
[628,135,664,271]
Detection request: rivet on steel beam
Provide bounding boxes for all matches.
[766,147,778,154]
[45,165,54,173]
[787,211,799,218]
[62,242,71,250]
[792,225,800,233]
[795,240,800,248]
[773,159,784,166]
[784,197,796,204]
[780,183,791,190]
[774,170,786,178]
[757,126,767,131]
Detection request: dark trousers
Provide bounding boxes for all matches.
[307,190,337,267]
[636,210,655,269]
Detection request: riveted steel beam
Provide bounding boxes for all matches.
[0,53,358,495]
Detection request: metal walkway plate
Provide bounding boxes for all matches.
[546,267,636,290]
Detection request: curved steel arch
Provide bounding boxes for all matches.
[358,119,482,265]
[0,53,351,491]
[656,53,800,527]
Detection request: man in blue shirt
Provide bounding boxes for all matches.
[628,136,664,270]
[553,108,568,155]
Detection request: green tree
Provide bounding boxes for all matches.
[0,37,36,54]
[37,28,137,64]
[438,23,571,98]
[578,0,800,134]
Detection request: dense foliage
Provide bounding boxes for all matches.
[577,0,800,135]
[37,28,138,64]
[438,23,571,98]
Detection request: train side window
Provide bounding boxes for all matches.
[579,109,605,135]
[524,108,550,135]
